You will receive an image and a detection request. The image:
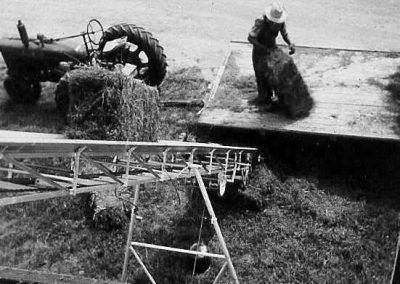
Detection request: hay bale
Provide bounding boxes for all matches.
[62,66,160,141]
[256,48,314,118]
[58,67,160,230]
[87,188,132,231]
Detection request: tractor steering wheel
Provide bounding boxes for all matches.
[87,19,104,46]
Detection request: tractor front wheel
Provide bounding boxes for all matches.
[4,76,41,104]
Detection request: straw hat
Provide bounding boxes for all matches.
[264,1,288,23]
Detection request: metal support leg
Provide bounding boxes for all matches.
[72,147,86,195]
[7,163,13,179]
[161,147,171,180]
[229,152,238,182]
[193,167,240,284]
[209,149,216,174]
[213,262,228,284]
[124,148,136,187]
[224,150,231,176]
[189,148,197,164]
[121,184,141,282]
[130,247,156,284]
[391,231,400,284]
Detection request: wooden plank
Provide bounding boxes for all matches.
[0,266,122,284]
[229,40,400,54]
[0,167,109,186]
[0,180,35,191]
[203,48,232,104]
[0,183,118,207]
[199,108,399,141]
[44,175,109,186]
[2,183,109,207]
[0,157,240,207]
[35,179,73,189]
[0,172,180,206]
[0,154,66,192]
[0,130,64,139]
[234,87,390,107]
[199,41,400,141]
[227,42,400,91]
[0,136,257,159]
[131,241,226,259]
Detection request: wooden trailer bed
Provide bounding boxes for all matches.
[199,41,400,141]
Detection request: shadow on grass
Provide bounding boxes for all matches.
[199,125,400,208]
[130,195,215,283]
[196,126,400,283]
[124,178,267,284]
[0,99,65,133]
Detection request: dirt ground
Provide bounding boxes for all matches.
[1,0,400,82]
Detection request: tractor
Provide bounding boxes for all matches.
[0,19,167,107]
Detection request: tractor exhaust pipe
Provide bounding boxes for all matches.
[17,20,29,47]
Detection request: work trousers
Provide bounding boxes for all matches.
[252,47,273,102]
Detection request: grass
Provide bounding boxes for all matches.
[0,67,399,283]
[157,66,208,141]
[0,97,65,133]
[210,168,398,283]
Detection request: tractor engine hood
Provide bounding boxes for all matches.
[0,37,87,63]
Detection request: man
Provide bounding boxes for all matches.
[248,1,295,105]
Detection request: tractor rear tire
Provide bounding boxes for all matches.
[4,76,41,104]
[98,23,167,87]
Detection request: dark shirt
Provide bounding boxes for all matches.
[248,16,289,50]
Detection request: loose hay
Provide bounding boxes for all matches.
[256,48,314,118]
[58,66,160,230]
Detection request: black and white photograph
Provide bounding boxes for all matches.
[0,0,400,283]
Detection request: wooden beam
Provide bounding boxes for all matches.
[0,183,117,207]
[203,48,232,104]
[199,108,400,142]
[0,171,187,206]
[0,130,64,139]
[0,167,109,186]
[0,180,35,191]
[229,39,400,54]
[131,241,225,259]
[0,266,123,284]
[0,154,67,192]
[0,161,241,206]
[160,99,204,108]
[0,139,256,159]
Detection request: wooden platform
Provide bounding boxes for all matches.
[0,266,123,284]
[199,41,400,141]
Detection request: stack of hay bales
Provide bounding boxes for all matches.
[57,66,160,230]
[256,48,314,118]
